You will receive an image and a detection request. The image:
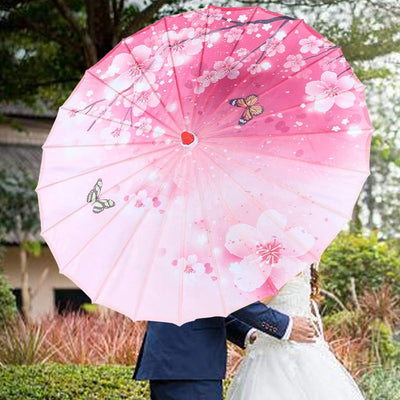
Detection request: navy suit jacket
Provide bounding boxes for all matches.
[133,301,289,380]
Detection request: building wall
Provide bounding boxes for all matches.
[1,245,79,319]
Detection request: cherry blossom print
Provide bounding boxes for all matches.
[200,8,223,24]
[202,31,221,46]
[99,124,131,146]
[260,38,286,57]
[173,254,205,276]
[134,117,152,136]
[235,48,249,57]
[214,56,243,80]
[225,209,315,292]
[247,61,271,75]
[224,27,243,43]
[305,71,356,112]
[194,70,218,94]
[123,89,161,116]
[162,28,203,66]
[299,35,323,54]
[108,46,163,92]
[183,9,222,27]
[124,189,153,210]
[284,54,306,72]
[245,24,259,34]
[152,126,166,138]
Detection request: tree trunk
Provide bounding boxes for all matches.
[20,247,31,321]
[85,0,114,60]
[349,199,362,234]
[365,174,375,231]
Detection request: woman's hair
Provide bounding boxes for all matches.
[310,262,322,302]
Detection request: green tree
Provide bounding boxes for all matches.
[0,0,176,108]
[0,168,42,321]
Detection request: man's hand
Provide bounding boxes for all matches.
[289,317,316,343]
[249,331,258,345]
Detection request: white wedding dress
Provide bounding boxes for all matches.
[227,266,366,400]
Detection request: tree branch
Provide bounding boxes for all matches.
[321,289,348,311]
[124,0,172,36]
[52,0,97,66]
[1,16,78,51]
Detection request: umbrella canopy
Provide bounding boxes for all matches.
[36,5,373,324]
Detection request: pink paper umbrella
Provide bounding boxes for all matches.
[36,5,373,325]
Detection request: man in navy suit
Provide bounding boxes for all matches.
[133,302,315,400]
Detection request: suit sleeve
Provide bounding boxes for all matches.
[225,314,253,349]
[232,301,290,340]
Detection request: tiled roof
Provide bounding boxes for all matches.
[0,116,53,245]
[0,116,53,177]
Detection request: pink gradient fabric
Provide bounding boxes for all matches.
[36,5,373,325]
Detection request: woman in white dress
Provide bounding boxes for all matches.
[227,263,366,400]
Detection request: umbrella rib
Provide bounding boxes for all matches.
[133,157,182,320]
[201,45,342,139]
[195,17,303,135]
[199,148,321,260]
[60,106,179,141]
[191,6,261,131]
[193,153,228,315]
[91,151,183,304]
[196,150,277,294]
[201,140,369,175]
[43,140,177,149]
[177,155,190,324]
[204,127,374,141]
[121,40,183,133]
[162,17,187,130]
[209,145,352,220]
[87,70,181,137]
[189,6,211,132]
[58,149,180,274]
[37,144,174,192]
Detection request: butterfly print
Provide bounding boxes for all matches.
[229,94,264,126]
[87,178,115,214]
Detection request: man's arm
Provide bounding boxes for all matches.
[225,314,253,349]
[232,301,290,339]
[232,302,315,342]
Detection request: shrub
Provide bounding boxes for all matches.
[0,317,56,366]
[0,310,146,366]
[319,231,400,313]
[324,284,400,376]
[0,270,18,328]
[360,366,400,400]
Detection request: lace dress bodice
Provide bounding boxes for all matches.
[251,266,323,350]
[268,266,313,317]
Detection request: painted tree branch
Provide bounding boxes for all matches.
[238,0,348,6]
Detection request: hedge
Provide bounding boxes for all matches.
[0,270,18,328]
[0,363,399,399]
[319,231,400,312]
